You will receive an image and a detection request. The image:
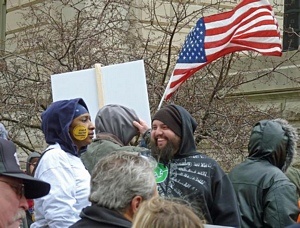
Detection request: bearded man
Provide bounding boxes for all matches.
[135,104,241,227]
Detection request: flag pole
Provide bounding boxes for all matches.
[157,78,172,110]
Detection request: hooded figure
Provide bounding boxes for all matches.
[81,104,148,173]
[26,152,41,176]
[32,98,95,228]
[40,98,93,156]
[150,104,241,227]
[229,119,299,228]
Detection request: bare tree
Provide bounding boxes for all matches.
[1,0,299,170]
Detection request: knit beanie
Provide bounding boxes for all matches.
[152,105,182,137]
[74,103,88,119]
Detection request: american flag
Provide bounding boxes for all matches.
[164,0,282,101]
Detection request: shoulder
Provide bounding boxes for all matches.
[185,153,222,167]
[272,169,293,183]
[86,140,122,157]
[178,153,226,177]
[36,145,75,171]
[42,145,70,161]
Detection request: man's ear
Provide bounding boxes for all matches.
[123,196,144,222]
[131,195,143,214]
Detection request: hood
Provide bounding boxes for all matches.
[41,98,89,156]
[26,152,41,174]
[248,119,298,172]
[0,123,9,140]
[168,104,198,158]
[95,104,139,145]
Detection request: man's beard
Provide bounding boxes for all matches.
[151,137,180,163]
[9,209,26,227]
[13,209,26,221]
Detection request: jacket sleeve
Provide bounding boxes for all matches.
[263,180,299,227]
[211,168,242,227]
[33,149,87,228]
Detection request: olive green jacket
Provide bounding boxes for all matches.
[81,133,147,173]
[286,166,300,199]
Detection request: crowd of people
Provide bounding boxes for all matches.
[0,97,300,228]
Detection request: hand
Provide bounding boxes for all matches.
[133,119,150,135]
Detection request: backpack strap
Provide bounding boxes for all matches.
[32,147,53,177]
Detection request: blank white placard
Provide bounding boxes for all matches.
[51,60,151,127]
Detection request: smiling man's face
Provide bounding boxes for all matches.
[150,120,181,162]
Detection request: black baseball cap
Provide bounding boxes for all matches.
[0,138,50,199]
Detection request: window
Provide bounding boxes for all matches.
[283,0,300,51]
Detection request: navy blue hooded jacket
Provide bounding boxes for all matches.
[41,98,89,156]
[33,98,91,228]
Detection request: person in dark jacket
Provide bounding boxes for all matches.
[134,104,241,227]
[228,119,300,228]
[25,152,41,227]
[70,151,158,228]
[81,104,149,173]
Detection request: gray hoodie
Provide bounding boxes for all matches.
[94,104,140,145]
[81,104,147,173]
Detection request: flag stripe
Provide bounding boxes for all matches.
[205,8,271,37]
[204,0,261,23]
[164,0,282,100]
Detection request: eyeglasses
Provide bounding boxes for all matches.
[0,179,25,199]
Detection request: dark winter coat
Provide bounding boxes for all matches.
[229,119,299,228]
[69,205,131,228]
[154,104,241,227]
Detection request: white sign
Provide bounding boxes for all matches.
[51,60,151,127]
